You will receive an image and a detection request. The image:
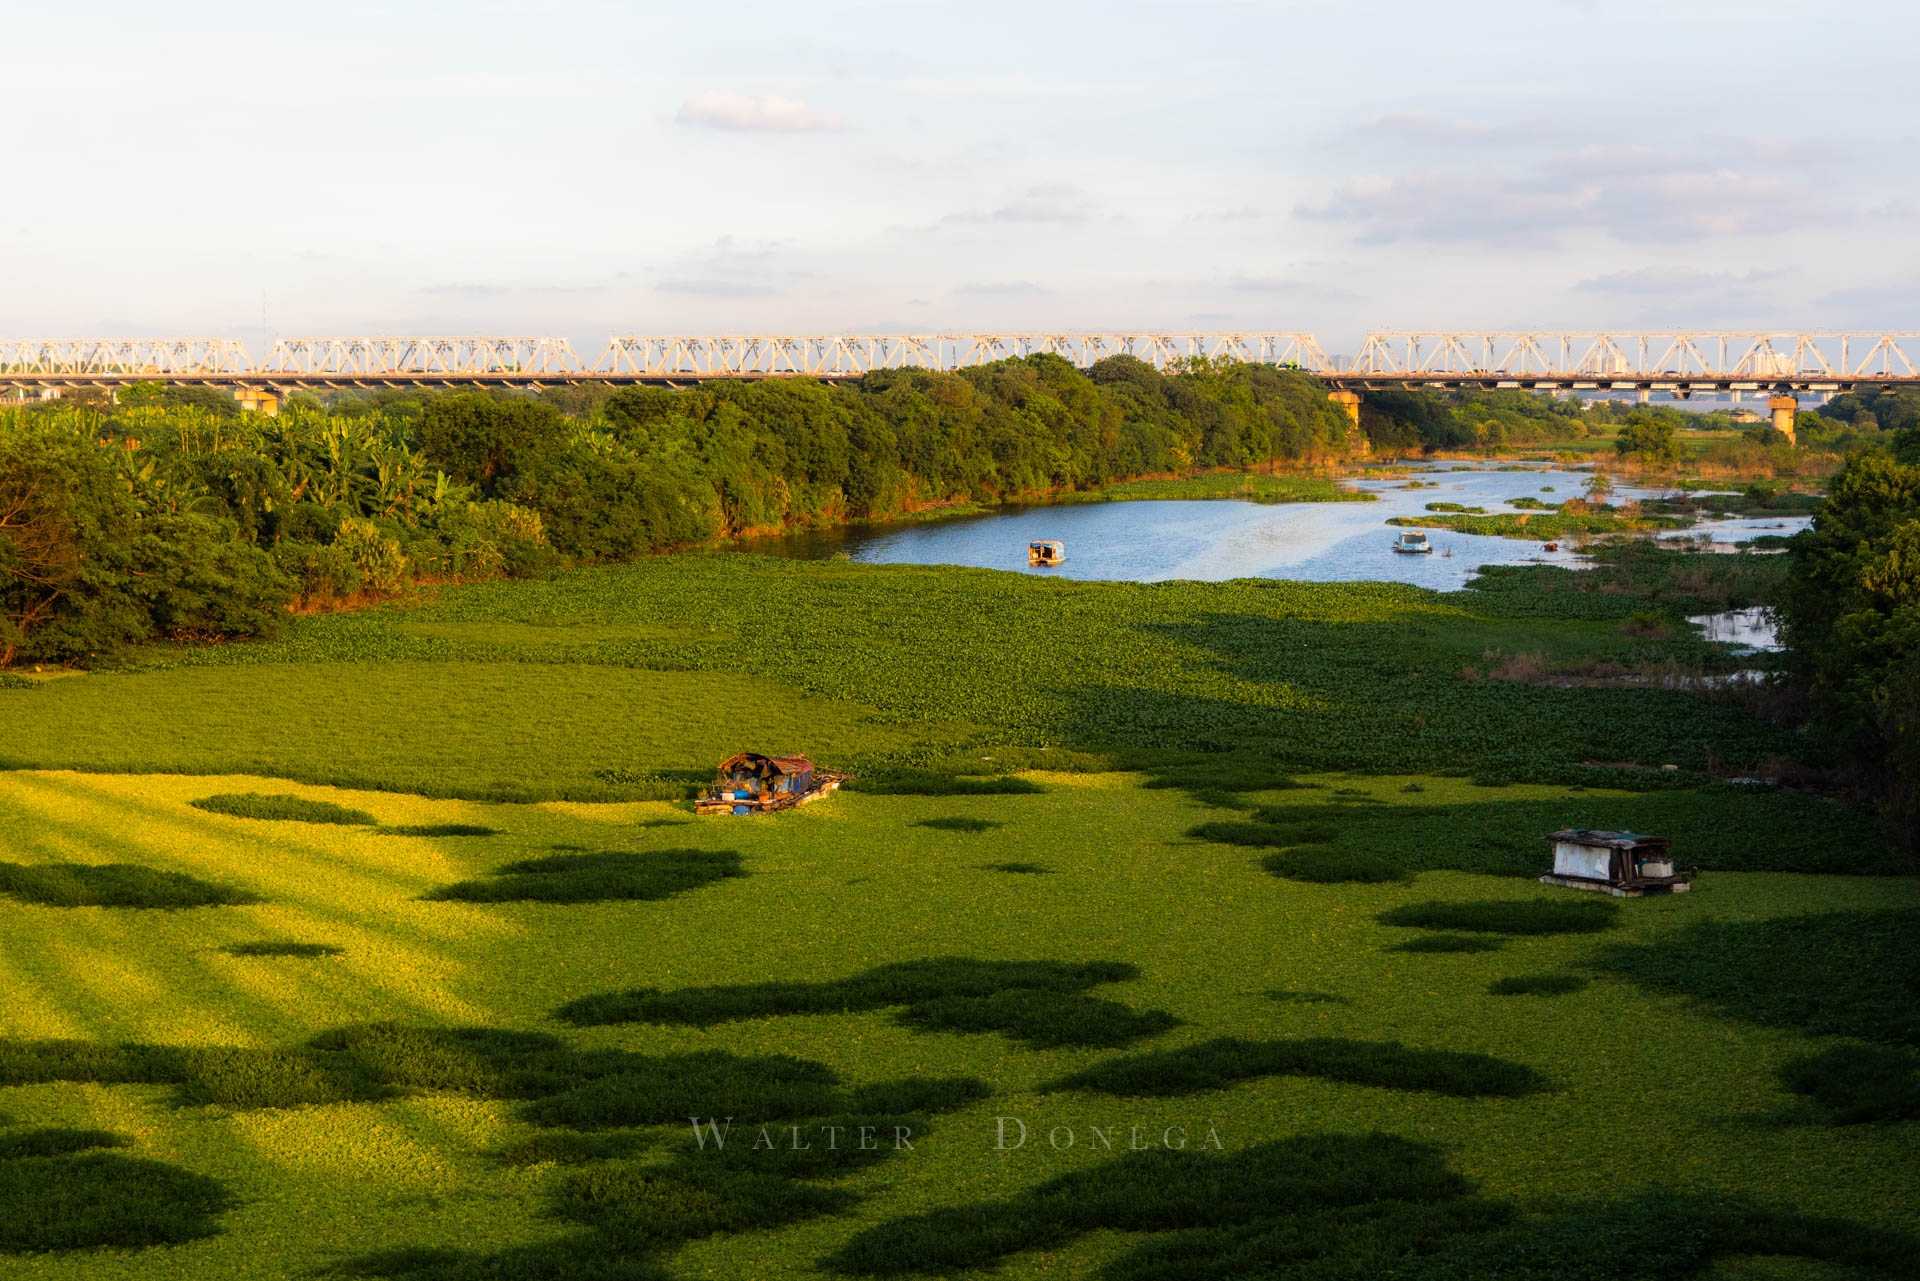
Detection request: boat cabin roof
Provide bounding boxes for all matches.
[717,751,814,776]
[1549,828,1669,852]
[1030,539,1064,550]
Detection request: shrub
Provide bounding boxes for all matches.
[850,772,1043,796]
[425,849,744,904]
[334,518,409,595]
[1378,899,1619,936]
[1048,1036,1550,1099]
[896,991,1179,1049]
[0,862,261,909]
[190,792,378,825]
[379,824,499,837]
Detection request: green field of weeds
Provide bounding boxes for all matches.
[1,553,1916,1279]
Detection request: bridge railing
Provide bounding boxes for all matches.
[0,338,254,376]
[594,332,1330,376]
[1349,331,1920,379]
[258,336,583,376]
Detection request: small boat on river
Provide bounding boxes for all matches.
[1391,530,1434,555]
[1028,539,1066,567]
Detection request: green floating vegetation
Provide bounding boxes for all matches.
[1595,910,1920,1046]
[823,1132,1919,1280]
[1047,1036,1549,1099]
[1487,975,1589,997]
[190,792,379,825]
[555,957,1176,1050]
[0,1129,233,1254]
[981,861,1050,874]
[1260,847,1409,884]
[0,1128,128,1161]
[379,823,499,838]
[911,817,1001,833]
[1389,935,1507,954]
[425,849,743,905]
[849,772,1043,797]
[1388,507,1689,541]
[1777,1045,1920,1125]
[219,941,343,958]
[1266,990,1350,1005]
[0,862,260,909]
[1379,899,1619,936]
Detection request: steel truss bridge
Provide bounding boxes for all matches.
[4,331,1919,398]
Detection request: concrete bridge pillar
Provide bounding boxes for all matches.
[1768,394,1797,446]
[233,387,281,417]
[1327,389,1367,453]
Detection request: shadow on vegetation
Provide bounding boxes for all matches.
[193,1029,989,1281]
[1594,910,1920,1046]
[0,1126,233,1254]
[1487,975,1589,997]
[1389,935,1507,954]
[0,862,260,909]
[556,958,1177,1049]
[1048,1036,1548,1099]
[1777,1044,1920,1126]
[1380,899,1619,936]
[379,824,499,838]
[912,817,1002,833]
[1176,764,1900,880]
[1266,990,1350,1005]
[190,792,377,826]
[820,1129,1918,1279]
[982,861,1051,875]
[219,941,343,958]
[850,772,1043,796]
[425,849,743,905]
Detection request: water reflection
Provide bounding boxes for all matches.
[739,465,1805,589]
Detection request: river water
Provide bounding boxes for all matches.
[741,464,1811,591]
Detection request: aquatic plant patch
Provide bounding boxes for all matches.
[1777,1045,1920,1125]
[0,1132,234,1254]
[1487,974,1589,997]
[1388,934,1507,954]
[0,862,261,909]
[218,941,343,958]
[981,860,1051,874]
[190,792,378,825]
[555,957,1175,1049]
[1048,1036,1549,1099]
[425,849,744,904]
[1378,899,1619,936]
[378,823,500,837]
[910,817,1001,833]
[1595,909,1920,1045]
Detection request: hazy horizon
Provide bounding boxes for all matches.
[5,0,1913,356]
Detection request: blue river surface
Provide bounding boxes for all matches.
[736,464,1811,591]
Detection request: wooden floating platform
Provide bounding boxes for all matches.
[1538,873,1692,898]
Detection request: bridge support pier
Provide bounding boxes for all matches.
[233,387,280,417]
[1326,390,1367,453]
[1768,395,1797,446]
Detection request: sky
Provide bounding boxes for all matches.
[2,0,1914,361]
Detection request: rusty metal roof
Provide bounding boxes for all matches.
[1549,828,1669,850]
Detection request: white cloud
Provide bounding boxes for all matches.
[674,91,842,133]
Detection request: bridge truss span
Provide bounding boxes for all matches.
[259,336,583,377]
[595,331,1330,377]
[0,337,254,376]
[1348,330,1920,382]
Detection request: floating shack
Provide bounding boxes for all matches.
[696,752,848,816]
[1542,828,1692,896]
[1028,539,1066,567]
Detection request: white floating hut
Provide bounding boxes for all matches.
[1542,829,1693,897]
